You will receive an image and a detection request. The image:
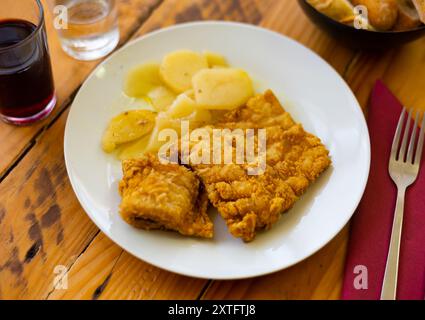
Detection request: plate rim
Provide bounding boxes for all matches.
[64,21,371,280]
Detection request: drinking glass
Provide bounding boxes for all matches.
[0,0,56,125]
[52,0,119,61]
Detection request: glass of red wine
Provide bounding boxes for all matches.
[0,0,56,125]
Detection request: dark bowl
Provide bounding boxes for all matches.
[298,0,425,50]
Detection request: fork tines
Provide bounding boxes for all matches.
[391,108,425,166]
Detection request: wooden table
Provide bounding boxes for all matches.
[1,0,424,300]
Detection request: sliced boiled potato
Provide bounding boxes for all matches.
[159,50,208,93]
[187,109,212,124]
[167,93,211,124]
[118,134,151,160]
[184,89,196,100]
[145,114,181,152]
[192,68,254,110]
[102,110,156,153]
[167,93,197,119]
[183,109,212,129]
[204,51,229,68]
[124,63,162,98]
[147,86,176,112]
[145,126,163,153]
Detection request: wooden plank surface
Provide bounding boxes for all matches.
[346,38,425,112]
[1,0,424,300]
[0,0,162,178]
[202,226,349,300]
[48,233,207,300]
[0,0,162,299]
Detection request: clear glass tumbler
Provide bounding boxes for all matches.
[0,0,56,125]
[52,0,120,61]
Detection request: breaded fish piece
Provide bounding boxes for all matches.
[119,154,213,238]
[191,90,331,242]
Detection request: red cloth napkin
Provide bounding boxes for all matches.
[342,80,425,300]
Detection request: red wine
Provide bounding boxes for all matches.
[0,19,55,120]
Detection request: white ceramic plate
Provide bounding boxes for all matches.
[64,22,370,279]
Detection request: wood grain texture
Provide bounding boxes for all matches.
[382,39,425,112]
[0,111,99,299]
[202,226,349,300]
[0,0,161,300]
[346,38,425,112]
[0,0,162,178]
[48,233,206,300]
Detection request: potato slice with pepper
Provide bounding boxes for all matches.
[159,50,208,93]
[102,110,156,153]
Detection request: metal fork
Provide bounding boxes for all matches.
[381,108,425,300]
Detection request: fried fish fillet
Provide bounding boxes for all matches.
[119,154,213,238]
[191,90,331,242]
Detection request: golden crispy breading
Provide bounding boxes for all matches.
[119,154,213,238]
[191,90,331,242]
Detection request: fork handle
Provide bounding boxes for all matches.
[381,187,406,300]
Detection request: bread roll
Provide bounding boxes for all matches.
[394,0,421,30]
[307,0,355,22]
[412,0,425,23]
[352,0,399,30]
